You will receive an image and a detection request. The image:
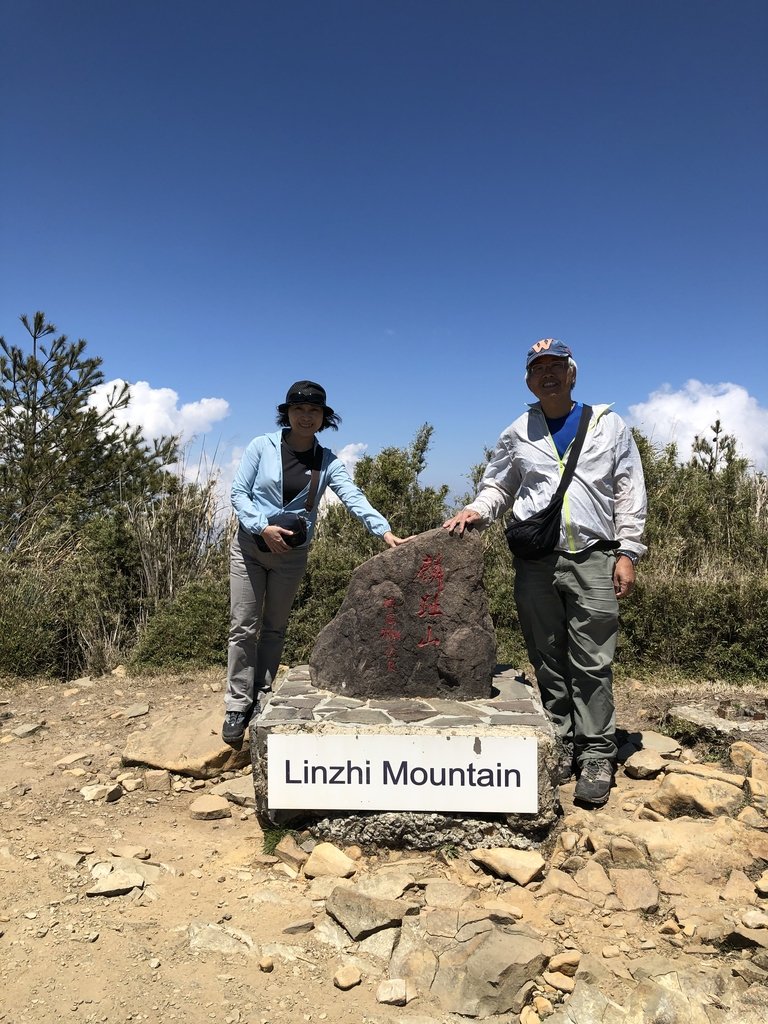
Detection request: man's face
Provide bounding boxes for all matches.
[526,356,574,401]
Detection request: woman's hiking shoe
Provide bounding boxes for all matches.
[574,759,613,806]
[222,710,250,746]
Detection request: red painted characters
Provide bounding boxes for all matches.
[415,554,444,648]
[379,596,401,672]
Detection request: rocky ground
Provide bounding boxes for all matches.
[2,670,768,1024]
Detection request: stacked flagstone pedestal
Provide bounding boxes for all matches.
[251,663,559,848]
[251,528,560,848]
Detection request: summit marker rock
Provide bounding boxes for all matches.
[309,528,495,699]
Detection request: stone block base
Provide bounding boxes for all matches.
[251,665,559,849]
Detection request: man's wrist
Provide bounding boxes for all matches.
[616,549,639,565]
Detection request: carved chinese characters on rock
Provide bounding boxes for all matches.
[379,554,445,672]
[310,527,496,698]
[380,596,401,672]
[416,554,443,649]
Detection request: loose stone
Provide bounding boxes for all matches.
[303,843,356,879]
[189,795,231,820]
[333,965,361,990]
[282,919,314,934]
[470,848,545,886]
[548,950,581,975]
[541,970,575,993]
[375,979,415,1006]
[144,770,171,793]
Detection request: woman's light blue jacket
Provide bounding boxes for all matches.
[231,430,391,544]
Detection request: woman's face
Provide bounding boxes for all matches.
[287,403,324,435]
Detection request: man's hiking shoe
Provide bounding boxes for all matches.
[222,710,250,746]
[574,759,613,806]
[557,741,576,785]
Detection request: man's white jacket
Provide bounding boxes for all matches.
[467,403,647,559]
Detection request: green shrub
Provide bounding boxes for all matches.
[130,577,228,672]
[0,558,64,677]
[476,522,528,669]
[59,510,144,675]
[619,571,768,680]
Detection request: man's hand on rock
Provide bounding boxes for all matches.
[442,509,482,536]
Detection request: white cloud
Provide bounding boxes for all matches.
[320,442,368,509]
[214,445,245,509]
[628,380,768,471]
[88,379,229,442]
[336,442,368,475]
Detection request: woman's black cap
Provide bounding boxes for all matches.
[285,381,327,406]
[279,380,335,418]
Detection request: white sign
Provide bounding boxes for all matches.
[267,734,538,813]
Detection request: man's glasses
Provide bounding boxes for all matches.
[528,361,568,378]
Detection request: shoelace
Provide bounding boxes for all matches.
[581,760,609,780]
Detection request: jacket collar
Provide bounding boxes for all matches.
[527,401,613,422]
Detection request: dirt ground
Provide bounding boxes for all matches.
[0,670,764,1024]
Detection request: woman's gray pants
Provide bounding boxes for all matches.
[225,527,308,712]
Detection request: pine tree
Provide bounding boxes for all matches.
[0,312,177,545]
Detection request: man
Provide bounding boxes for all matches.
[444,339,646,807]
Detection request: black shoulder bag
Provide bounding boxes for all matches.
[254,444,323,552]
[504,404,592,560]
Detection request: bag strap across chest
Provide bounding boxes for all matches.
[304,444,324,513]
[550,404,592,503]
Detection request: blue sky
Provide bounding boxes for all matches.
[2,1,767,501]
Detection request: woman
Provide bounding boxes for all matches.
[223,380,407,745]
